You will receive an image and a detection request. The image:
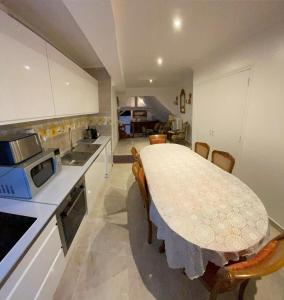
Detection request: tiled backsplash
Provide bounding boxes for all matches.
[0,115,111,154]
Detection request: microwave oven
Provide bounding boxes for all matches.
[0,149,60,199]
[0,133,42,165]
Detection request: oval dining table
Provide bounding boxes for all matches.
[140,143,269,279]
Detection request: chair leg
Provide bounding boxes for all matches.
[159,240,165,253]
[209,289,218,300]
[238,279,249,300]
[147,220,152,244]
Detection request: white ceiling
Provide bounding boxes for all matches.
[112,0,284,87]
[2,0,284,91]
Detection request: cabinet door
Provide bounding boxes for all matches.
[0,217,63,300]
[106,141,112,177]
[0,11,54,123]
[85,149,106,211]
[35,249,65,300]
[193,69,250,174]
[46,44,98,116]
[46,44,82,116]
[210,70,250,174]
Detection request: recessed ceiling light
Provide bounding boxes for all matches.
[24,65,31,70]
[157,57,163,66]
[149,79,153,84]
[65,82,70,86]
[173,17,182,31]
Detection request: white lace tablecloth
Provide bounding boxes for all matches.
[140,144,269,279]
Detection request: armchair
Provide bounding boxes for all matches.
[171,122,190,145]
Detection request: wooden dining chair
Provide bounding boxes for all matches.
[201,233,284,300]
[195,142,210,159]
[211,150,235,173]
[132,161,140,180]
[137,165,153,244]
[131,146,139,161]
[149,134,167,145]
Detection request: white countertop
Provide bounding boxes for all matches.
[0,135,111,206]
[0,199,56,286]
[0,135,111,286]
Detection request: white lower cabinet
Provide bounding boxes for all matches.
[85,149,106,211]
[0,217,65,300]
[85,140,113,211]
[35,249,65,300]
[106,141,112,177]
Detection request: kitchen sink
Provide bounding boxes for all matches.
[73,143,101,153]
[61,151,93,166]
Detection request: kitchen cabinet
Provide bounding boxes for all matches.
[46,44,99,116]
[0,11,99,125]
[85,140,112,211]
[0,217,65,300]
[105,141,112,177]
[85,148,106,211]
[0,11,55,124]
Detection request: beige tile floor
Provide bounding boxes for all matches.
[54,138,284,300]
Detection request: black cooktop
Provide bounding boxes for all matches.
[0,212,36,262]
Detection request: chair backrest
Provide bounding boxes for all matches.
[131,146,139,161]
[212,150,235,173]
[211,233,284,296]
[227,233,284,279]
[149,134,167,145]
[137,166,149,206]
[154,122,161,131]
[132,161,140,180]
[195,142,210,159]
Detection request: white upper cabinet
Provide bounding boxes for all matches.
[46,44,98,116]
[0,11,55,123]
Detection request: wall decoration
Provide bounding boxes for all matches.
[180,89,186,113]
[186,93,192,104]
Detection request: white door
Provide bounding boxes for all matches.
[193,69,250,174]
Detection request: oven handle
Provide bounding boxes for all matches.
[63,187,85,217]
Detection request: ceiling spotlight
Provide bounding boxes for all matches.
[149,79,153,84]
[157,57,163,66]
[24,65,31,70]
[173,17,182,30]
[65,82,70,86]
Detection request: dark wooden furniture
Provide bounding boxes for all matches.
[131,120,159,137]
[195,142,210,159]
[148,134,167,145]
[201,233,284,300]
[119,124,130,139]
[212,150,235,173]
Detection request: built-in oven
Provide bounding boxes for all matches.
[56,177,87,255]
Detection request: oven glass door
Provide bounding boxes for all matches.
[60,186,86,252]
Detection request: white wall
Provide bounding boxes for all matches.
[111,86,119,151]
[193,23,284,228]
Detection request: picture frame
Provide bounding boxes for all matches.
[180,89,186,113]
